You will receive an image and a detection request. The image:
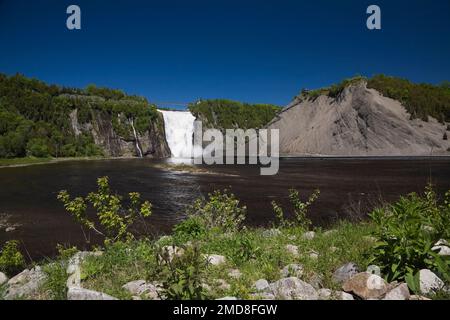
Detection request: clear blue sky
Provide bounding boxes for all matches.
[1,0,449,108]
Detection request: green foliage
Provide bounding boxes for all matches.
[81,240,156,299]
[271,189,320,229]
[173,216,208,244]
[0,240,26,276]
[85,84,126,100]
[42,245,77,301]
[229,234,261,264]
[301,75,450,123]
[154,244,208,300]
[368,74,450,122]
[405,271,421,295]
[26,137,50,157]
[0,73,160,159]
[57,176,152,243]
[65,220,376,299]
[188,99,281,130]
[369,185,450,284]
[186,190,247,233]
[303,76,367,100]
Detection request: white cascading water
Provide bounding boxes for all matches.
[159,110,195,158]
[130,118,143,158]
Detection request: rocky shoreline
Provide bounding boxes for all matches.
[1,232,448,301]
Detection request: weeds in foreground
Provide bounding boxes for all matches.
[0,240,25,277]
[154,244,208,300]
[57,176,152,243]
[186,190,246,233]
[41,245,78,300]
[7,180,448,300]
[271,188,320,229]
[369,185,450,284]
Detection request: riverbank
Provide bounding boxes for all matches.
[1,157,449,263]
[0,156,135,169]
[1,221,448,301]
[0,185,448,301]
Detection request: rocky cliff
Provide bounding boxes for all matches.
[68,98,171,158]
[0,74,172,159]
[266,81,450,156]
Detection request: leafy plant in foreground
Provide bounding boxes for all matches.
[369,186,450,284]
[173,216,208,244]
[154,244,208,300]
[57,176,152,243]
[230,234,261,264]
[271,188,320,229]
[0,240,25,276]
[186,190,246,233]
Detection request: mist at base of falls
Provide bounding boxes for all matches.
[159,110,196,159]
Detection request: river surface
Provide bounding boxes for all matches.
[0,157,449,259]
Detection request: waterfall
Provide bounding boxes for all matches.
[159,110,195,158]
[130,118,143,158]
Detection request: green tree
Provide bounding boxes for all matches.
[57,176,152,243]
[26,138,50,157]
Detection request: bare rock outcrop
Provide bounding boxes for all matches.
[67,99,170,158]
[266,81,449,156]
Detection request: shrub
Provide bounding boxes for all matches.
[26,138,50,157]
[302,76,366,100]
[230,234,261,264]
[0,240,25,276]
[154,244,208,300]
[57,176,152,243]
[188,99,281,130]
[173,216,208,244]
[41,245,79,300]
[271,188,320,229]
[186,190,246,233]
[367,75,450,122]
[369,186,450,284]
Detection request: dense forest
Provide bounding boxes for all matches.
[2,73,449,159]
[302,75,450,123]
[188,99,281,130]
[367,75,450,122]
[0,73,159,159]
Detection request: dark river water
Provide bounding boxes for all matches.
[0,157,449,260]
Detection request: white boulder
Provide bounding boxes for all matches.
[67,287,118,300]
[204,254,226,266]
[270,277,318,300]
[419,269,444,294]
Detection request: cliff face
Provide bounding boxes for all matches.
[69,109,171,158]
[266,81,450,156]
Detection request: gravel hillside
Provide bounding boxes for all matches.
[266,81,450,156]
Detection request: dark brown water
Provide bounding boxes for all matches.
[0,157,449,260]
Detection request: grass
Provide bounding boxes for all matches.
[0,156,120,168]
[0,157,53,167]
[2,185,448,300]
[3,220,448,300]
[40,261,70,300]
[71,221,375,300]
[80,241,156,299]
[302,76,367,100]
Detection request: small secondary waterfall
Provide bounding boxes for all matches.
[130,118,143,158]
[159,110,195,158]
